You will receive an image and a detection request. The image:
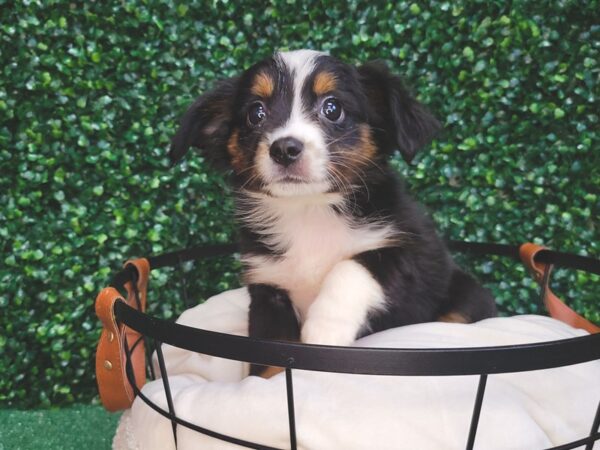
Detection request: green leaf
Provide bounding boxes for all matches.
[462,46,474,62]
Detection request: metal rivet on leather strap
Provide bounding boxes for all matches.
[103,360,113,370]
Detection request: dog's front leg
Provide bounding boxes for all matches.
[301,259,386,346]
[248,284,300,377]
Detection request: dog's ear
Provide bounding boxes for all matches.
[169,77,239,167]
[358,61,441,163]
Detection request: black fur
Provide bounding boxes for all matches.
[358,61,442,163]
[247,284,300,375]
[350,173,496,336]
[170,77,239,168]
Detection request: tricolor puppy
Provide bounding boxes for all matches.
[170,50,497,375]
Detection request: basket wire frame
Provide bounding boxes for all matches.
[116,247,600,450]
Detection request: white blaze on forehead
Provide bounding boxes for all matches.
[276,49,324,98]
[260,50,330,190]
[275,49,324,124]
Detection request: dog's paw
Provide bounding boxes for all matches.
[301,318,356,346]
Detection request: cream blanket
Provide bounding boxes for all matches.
[113,288,599,450]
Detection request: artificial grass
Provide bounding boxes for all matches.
[0,404,120,450]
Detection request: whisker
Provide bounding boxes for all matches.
[327,167,347,194]
[329,150,387,175]
[331,160,370,203]
[328,165,360,213]
[235,164,259,177]
[236,170,263,192]
[325,130,359,147]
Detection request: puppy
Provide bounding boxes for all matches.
[170,50,497,375]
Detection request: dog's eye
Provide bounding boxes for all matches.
[321,97,343,122]
[247,102,267,126]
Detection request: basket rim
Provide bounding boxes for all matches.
[114,300,600,376]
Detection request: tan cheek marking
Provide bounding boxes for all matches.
[329,125,378,185]
[358,124,377,161]
[313,71,337,96]
[438,312,470,323]
[227,130,245,173]
[252,141,270,174]
[251,72,274,98]
[345,125,377,169]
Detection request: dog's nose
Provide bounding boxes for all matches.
[269,137,304,167]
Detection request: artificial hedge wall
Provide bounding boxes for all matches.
[1,0,598,408]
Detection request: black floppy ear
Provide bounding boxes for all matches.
[169,77,239,167]
[358,61,441,163]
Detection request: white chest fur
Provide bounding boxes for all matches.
[241,193,395,320]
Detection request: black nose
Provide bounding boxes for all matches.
[269,137,304,167]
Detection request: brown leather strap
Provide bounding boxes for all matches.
[95,258,150,411]
[519,243,600,334]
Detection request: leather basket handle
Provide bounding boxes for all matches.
[519,243,599,334]
[95,258,150,411]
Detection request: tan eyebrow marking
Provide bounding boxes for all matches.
[251,72,274,97]
[313,71,337,96]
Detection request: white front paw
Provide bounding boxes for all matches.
[301,318,357,346]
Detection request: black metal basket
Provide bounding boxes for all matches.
[103,241,600,450]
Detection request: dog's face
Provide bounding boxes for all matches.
[170,50,440,197]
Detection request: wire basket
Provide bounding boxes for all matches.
[95,241,600,450]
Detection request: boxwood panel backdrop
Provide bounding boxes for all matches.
[0,0,598,407]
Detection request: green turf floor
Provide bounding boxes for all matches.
[0,404,121,450]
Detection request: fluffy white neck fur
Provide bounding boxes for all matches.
[239,190,395,320]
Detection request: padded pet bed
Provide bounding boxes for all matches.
[112,287,600,450]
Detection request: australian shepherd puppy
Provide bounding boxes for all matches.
[170,50,497,375]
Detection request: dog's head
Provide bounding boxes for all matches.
[170,50,440,197]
